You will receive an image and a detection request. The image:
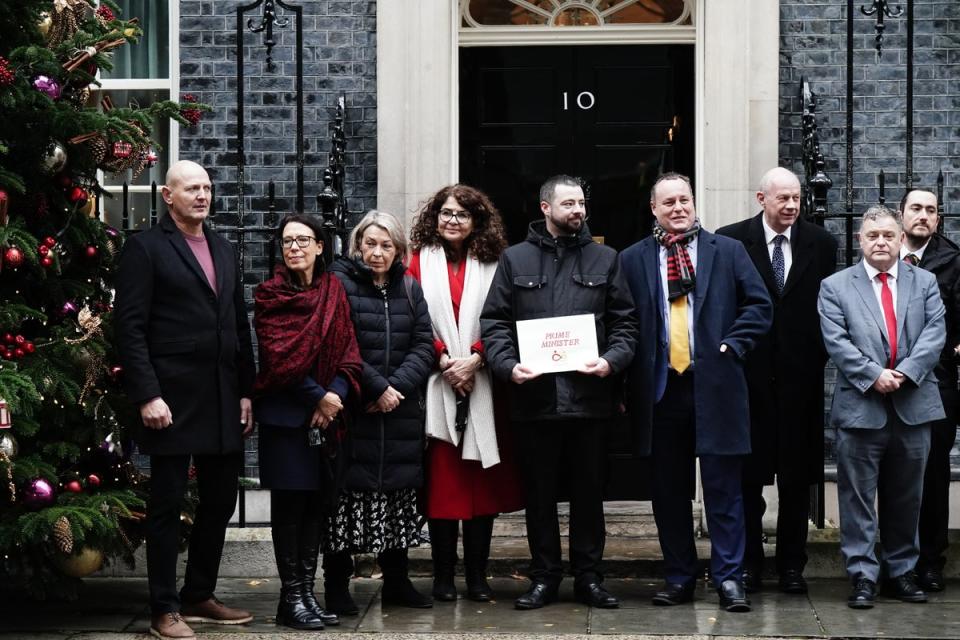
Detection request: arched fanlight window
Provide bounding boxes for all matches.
[461,0,693,28]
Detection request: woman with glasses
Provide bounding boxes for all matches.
[407,185,524,602]
[253,214,363,630]
[324,210,435,612]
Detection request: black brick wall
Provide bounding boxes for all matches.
[779,0,960,464]
[177,0,377,478]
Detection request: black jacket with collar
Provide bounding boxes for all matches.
[480,220,638,422]
[914,232,960,414]
[115,214,256,455]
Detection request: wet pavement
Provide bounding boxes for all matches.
[1,577,959,639]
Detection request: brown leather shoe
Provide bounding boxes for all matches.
[150,612,196,640]
[180,596,253,625]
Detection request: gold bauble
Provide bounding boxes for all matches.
[79,196,97,218]
[55,547,104,578]
[123,27,137,38]
[38,12,52,37]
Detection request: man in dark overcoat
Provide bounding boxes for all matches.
[620,172,772,612]
[898,188,960,592]
[715,167,838,594]
[115,160,256,640]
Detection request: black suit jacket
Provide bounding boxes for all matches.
[114,214,256,455]
[716,214,838,485]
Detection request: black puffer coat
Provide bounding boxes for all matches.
[480,220,638,421]
[330,256,434,491]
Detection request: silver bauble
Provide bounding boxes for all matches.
[42,143,68,174]
[0,432,17,459]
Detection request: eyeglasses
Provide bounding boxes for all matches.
[439,209,472,224]
[281,235,316,249]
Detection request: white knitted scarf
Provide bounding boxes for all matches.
[420,245,500,468]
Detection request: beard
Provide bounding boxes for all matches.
[549,213,583,236]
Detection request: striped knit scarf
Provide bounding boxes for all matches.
[652,220,700,300]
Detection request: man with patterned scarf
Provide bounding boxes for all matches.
[620,172,772,613]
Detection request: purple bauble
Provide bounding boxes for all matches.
[33,75,62,100]
[103,226,119,239]
[61,300,78,316]
[23,477,56,510]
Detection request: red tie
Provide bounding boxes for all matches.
[878,272,897,367]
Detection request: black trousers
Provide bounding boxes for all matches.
[146,453,241,615]
[917,417,957,571]
[514,418,608,588]
[742,475,810,575]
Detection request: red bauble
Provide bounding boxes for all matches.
[40,256,54,268]
[0,349,9,360]
[86,474,101,488]
[3,246,23,268]
[65,480,83,493]
[13,348,24,359]
[38,245,49,256]
[3,333,13,344]
[0,56,14,87]
[24,342,35,353]
[85,245,98,259]
[43,236,57,248]
[14,335,24,345]
[68,187,88,205]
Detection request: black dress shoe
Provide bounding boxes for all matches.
[916,567,945,593]
[741,568,762,593]
[574,582,619,609]
[885,572,927,603]
[652,581,695,606]
[778,569,808,594]
[515,582,558,610]
[848,576,876,609]
[717,579,751,612]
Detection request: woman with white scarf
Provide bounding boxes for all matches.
[408,185,524,603]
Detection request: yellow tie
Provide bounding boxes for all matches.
[670,296,691,373]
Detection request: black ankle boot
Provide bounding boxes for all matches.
[379,548,433,608]
[463,515,495,602]
[323,550,359,616]
[272,524,325,630]
[299,521,340,626]
[429,519,459,601]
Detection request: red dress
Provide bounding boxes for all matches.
[408,252,525,519]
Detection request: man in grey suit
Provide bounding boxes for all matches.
[817,205,945,609]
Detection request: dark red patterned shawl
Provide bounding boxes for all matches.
[253,266,362,401]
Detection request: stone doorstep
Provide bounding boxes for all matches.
[96,522,958,582]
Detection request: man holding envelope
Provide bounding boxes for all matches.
[481,175,638,611]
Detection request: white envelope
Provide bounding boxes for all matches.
[516,313,600,374]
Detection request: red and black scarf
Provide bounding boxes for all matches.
[652,220,700,301]
[253,266,362,402]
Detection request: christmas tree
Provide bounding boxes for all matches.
[0,0,203,598]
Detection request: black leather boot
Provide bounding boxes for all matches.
[272,524,325,630]
[463,515,495,602]
[323,550,359,616]
[379,548,433,608]
[428,519,459,601]
[299,520,340,626]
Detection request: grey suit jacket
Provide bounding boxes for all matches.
[818,260,946,429]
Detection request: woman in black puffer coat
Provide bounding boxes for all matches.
[323,210,435,613]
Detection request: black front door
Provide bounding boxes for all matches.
[460,44,694,499]
[459,44,694,250]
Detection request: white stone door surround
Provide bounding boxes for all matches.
[376,0,780,231]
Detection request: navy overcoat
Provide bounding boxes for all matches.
[619,228,773,457]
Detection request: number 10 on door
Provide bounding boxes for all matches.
[563,91,595,111]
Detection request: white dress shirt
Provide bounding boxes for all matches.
[660,236,697,365]
[862,260,899,319]
[899,240,929,263]
[761,217,793,282]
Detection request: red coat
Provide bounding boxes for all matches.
[408,252,524,519]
